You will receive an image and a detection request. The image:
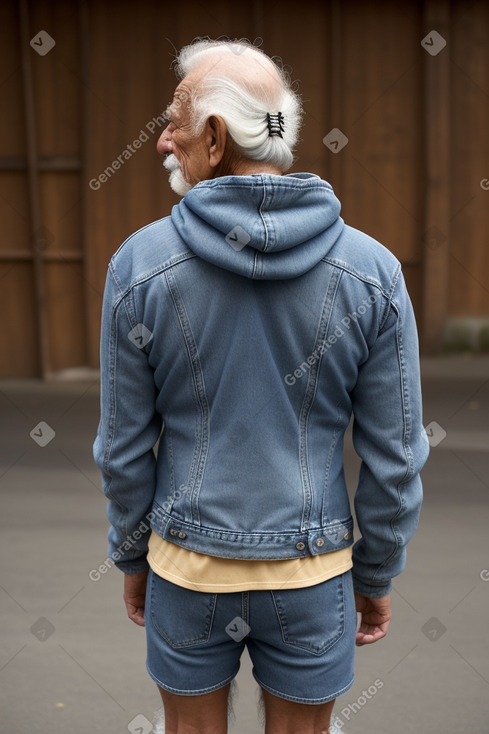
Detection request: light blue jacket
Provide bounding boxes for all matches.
[93,173,429,597]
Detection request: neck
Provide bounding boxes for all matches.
[231,159,284,176]
[216,144,283,178]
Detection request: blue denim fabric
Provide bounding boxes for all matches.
[145,569,357,703]
[93,173,429,597]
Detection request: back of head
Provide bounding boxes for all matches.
[174,38,303,171]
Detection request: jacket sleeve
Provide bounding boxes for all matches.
[350,271,429,597]
[93,263,163,574]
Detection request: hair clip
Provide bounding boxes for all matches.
[267,112,285,138]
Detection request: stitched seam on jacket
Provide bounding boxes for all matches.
[163,268,210,525]
[298,268,342,532]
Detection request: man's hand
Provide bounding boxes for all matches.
[123,570,148,627]
[355,592,392,646]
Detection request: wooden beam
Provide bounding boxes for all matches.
[0,251,83,262]
[19,0,50,377]
[80,0,94,367]
[0,156,82,171]
[252,0,264,38]
[326,0,343,192]
[421,0,451,354]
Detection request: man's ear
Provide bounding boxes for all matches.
[205,115,227,168]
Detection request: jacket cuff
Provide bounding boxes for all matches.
[352,574,392,598]
[115,556,150,575]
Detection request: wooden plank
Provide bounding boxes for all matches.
[19,0,50,377]
[0,264,40,377]
[29,0,81,157]
[40,173,82,255]
[259,0,330,175]
[0,251,82,261]
[449,0,489,318]
[0,2,37,376]
[0,1,26,158]
[325,0,344,193]
[40,168,85,372]
[0,173,29,253]
[420,0,451,353]
[29,0,88,375]
[0,156,82,171]
[80,0,94,366]
[339,1,423,268]
[45,263,88,370]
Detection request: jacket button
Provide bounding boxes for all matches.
[296,541,306,551]
[169,528,177,536]
[316,538,325,547]
[343,532,350,540]
[178,531,187,539]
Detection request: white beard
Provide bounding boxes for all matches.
[163,154,193,197]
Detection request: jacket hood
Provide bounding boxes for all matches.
[170,172,344,279]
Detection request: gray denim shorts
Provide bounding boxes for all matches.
[145,568,356,704]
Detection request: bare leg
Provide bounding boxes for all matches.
[261,688,336,734]
[157,683,230,734]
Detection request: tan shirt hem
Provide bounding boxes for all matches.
[147,531,353,592]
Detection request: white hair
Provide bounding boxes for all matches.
[173,39,303,171]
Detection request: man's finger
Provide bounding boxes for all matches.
[126,603,146,627]
[356,621,389,645]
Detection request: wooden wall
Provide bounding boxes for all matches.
[2,0,489,376]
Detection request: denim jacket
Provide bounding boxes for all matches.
[93,172,429,598]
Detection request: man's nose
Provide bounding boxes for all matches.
[156,127,172,155]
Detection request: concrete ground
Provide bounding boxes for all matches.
[0,354,488,733]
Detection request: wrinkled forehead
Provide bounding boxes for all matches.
[168,62,212,117]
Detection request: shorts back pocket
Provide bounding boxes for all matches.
[270,573,346,656]
[149,572,217,649]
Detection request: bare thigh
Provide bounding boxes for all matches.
[262,688,336,734]
[157,683,230,734]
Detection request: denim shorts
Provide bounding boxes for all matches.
[145,568,356,704]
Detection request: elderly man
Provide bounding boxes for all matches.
[94,38,428,734]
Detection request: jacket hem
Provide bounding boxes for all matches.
[150,508,354,560]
